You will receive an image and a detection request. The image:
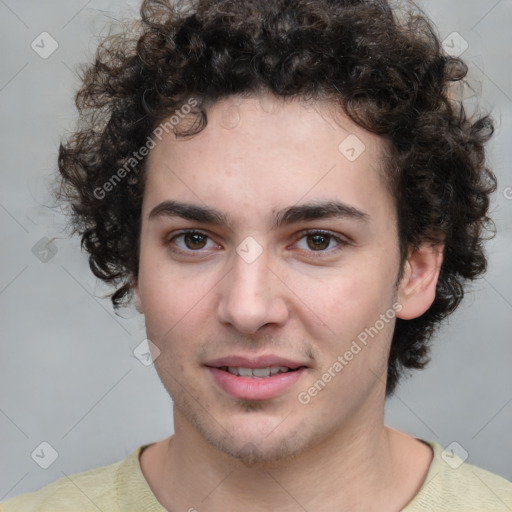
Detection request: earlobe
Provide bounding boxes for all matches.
[396,243,444,320]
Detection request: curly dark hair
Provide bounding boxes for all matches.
[56,0,496,395]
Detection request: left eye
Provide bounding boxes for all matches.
[294,231,345,252]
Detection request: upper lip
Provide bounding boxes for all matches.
[205,355,308,370]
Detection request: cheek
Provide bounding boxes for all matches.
[294,260,394,325]
[140,279,193,342]
[138,264,216,363]
[138,241,194,324]
[290,260,398,383]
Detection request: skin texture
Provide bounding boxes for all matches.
[134,94,442,511]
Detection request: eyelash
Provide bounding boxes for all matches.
[166,229,349,259]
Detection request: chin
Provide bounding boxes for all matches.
[182,403,312,466]
[211,428,309,467]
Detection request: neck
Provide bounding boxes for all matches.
[143,402,430,511]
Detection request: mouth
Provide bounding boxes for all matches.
[205,356,309,400]
[214,365,304,378]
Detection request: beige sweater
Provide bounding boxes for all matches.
[1,440,511,511]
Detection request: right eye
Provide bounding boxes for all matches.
[166,230,221,256]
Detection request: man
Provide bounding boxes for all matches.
[2,0,511,510]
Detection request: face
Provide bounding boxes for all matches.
[135,94,405,463]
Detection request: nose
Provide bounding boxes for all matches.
[216,248,289,335]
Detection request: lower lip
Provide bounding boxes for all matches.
[208,367,306,401]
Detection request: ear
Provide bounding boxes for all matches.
[396,243,444,320]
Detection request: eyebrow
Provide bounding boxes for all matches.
[148,199,369,229]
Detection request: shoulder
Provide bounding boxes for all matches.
[0,447,142,512]
[405,440,512,511]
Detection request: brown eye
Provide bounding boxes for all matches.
[167,230,218,254]
[306,233,331,251]
[183,233,208,250]
[294,229,349,257]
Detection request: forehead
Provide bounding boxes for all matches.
[142,94,394,227]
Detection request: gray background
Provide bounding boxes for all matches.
[1,0,511,502]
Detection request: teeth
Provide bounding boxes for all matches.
[252,367,270,377]
[238,367,253,377]
[226,366,292,377]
